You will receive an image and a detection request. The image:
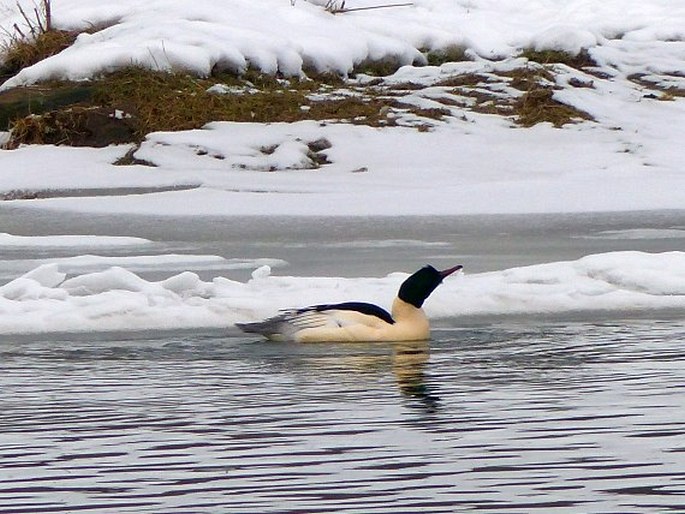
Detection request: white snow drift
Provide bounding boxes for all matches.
[2,0,685,87]
[0,251,684,335]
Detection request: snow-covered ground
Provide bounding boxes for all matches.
[1,0,684,217]
[2,0,684,84]
[1,0,684,333]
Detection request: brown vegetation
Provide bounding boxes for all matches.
[514,87,592,127]
[519,48,598,69]
[0,29,76,77]
[3,68,410,147]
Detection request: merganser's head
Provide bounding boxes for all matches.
[398,264,463,308]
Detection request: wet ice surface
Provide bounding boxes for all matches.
[2,320,684,513]
[4,210,685,280]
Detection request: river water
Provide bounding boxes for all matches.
[2,321,684,513]
[1,209,685,513]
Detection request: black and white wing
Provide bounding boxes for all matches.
[236,308,338,341]
[236,302,394,341]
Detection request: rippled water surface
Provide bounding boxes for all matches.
[2,320,684,513]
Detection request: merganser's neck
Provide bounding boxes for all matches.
[391,297,430,341]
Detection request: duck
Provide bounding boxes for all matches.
[236,264,462,342]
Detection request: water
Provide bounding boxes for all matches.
[3,209,685,281]
[1,208,685,512]
[1,320,684,513]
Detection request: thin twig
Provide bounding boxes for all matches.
[33,6,45,33]
[12,22,26,39]
[43,0,52,32]
[334,2,413,13]
[16,2,37,36]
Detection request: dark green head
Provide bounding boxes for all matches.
[398,264,463,308]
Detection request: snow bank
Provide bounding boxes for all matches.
[1,251,683,335]
[1,3,685,218]
[3,254,289,277]
[0,233,151,247]
[7,114,685,216]
[2,0,685,89]
[0,145,197,194]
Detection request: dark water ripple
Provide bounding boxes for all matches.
[1,319,684,513]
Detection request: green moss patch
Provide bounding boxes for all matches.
[0,84,93,131]
[9,106,136,147]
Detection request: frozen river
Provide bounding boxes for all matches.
[1,208,685,513]
[3,208,685,280]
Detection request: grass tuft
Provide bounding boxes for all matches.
[1,29,76,76]
[0,0,75,77]
[519,48,598,69]
[424,45,470,66]
[514,87,591,127]
[504,67,554,91]
[354,56,405,77]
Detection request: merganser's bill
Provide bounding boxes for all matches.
[237,264,463,342]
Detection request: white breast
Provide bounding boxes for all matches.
[294,299,430,343]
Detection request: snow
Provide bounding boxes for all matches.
[0,251,684,335]
[581,229,685,240]
[2,0,685,86]
[0,254,289,280]
[0,145,198,194]
[1,1,684,216]
[1,0,685,333]
[5,114,685,216]
[0,233,151,247]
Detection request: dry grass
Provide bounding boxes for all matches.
[628,73,685,100]
[437,73,491,88]
[0,0,76,76]
[519,48,598,69]
[504,67,555,91]
[6,67,405,146]
[354,56,406,77]
[424,45,470,66]
[95,68,398,133]
[2,44,604,148]
[433,67,592,127]
[514,87,591,127]
[1,29,76,76]
[4,64,597,147]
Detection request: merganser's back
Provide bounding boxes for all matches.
[237,264,462,342]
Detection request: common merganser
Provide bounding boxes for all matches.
[236,264,463,342]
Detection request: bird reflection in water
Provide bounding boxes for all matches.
[392,341,441,413]
[288,340,440,413]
